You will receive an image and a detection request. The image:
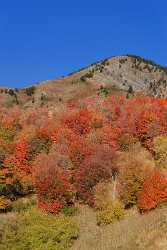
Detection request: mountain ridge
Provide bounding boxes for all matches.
[1,54,167,108]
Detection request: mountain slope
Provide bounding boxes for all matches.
[66,54,167,96]
[1,55,167,108]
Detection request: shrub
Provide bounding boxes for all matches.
[25,86,36,96]
[127,85,133,94]
[12,195,37,212]
[94,181,124,225]
[0,208,79,250]
[64,108,93,135]
[28,136,51,160]
[4,139,30,176]
[98,86,110,96]
[61,205,78,217]
[117,144,154,207]
[94,181,116,209]
[0,182,23,199]
[138,170,167,212]
[135,110,164,152]
[0,125,17,142]
[7,89,19,105]
[8,89,15,96]
[75,144,116,205]
[96,202,124,225]
[4,139,33,195]
[80,75,86,82]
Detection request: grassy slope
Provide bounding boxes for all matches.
[71,205,167,250]
[0,207,78,250]
[1,203,167,250]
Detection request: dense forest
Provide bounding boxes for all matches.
[1,94,167,249]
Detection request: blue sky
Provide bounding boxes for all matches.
[0,0,167,88]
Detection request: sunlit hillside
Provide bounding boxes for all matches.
[1,56,167,249]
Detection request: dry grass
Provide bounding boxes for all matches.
[71,204,167,250]
[1,203,167,249]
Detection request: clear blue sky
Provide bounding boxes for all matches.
[0,0,167,88]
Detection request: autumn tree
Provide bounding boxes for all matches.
[75,144,116,205]
[117,143,154,207]
[33,153,74,213]
[63,108,93,135]
[138,170,167,212]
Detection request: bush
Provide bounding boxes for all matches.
[61,205,78,217]
[94,181,115,209]
[75,144,116,205]
[0,208,79,250]
[98,86,110,96]
[138,170,167,212]
[25,86,36,96]
[117,144,154,208]
[0,125,17,142]
[28,136,51,160]
[11,196,37,212]
[96,202,124,225]
[3,139,33,195]
[94,181,124,225]
[0,181,23,199]
[64,108,93,135]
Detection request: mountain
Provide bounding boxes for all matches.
[1,55,167,108]
[2,55,167,250]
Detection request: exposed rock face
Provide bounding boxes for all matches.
[76,55,167,97]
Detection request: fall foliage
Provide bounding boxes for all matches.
[138,170,167,212]
[1,94,167,215]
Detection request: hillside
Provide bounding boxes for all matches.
[1,55,167,109]
[71,204,167,250]
[1,56,167,250]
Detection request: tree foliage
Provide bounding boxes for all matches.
[138,170,167,212]
[1,95,167,214]
[33,153,75,213]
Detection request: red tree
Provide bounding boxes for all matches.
[63,108,93,135]
[33,153,74,213]
[138,170,167,212]
[75,144,116,205]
